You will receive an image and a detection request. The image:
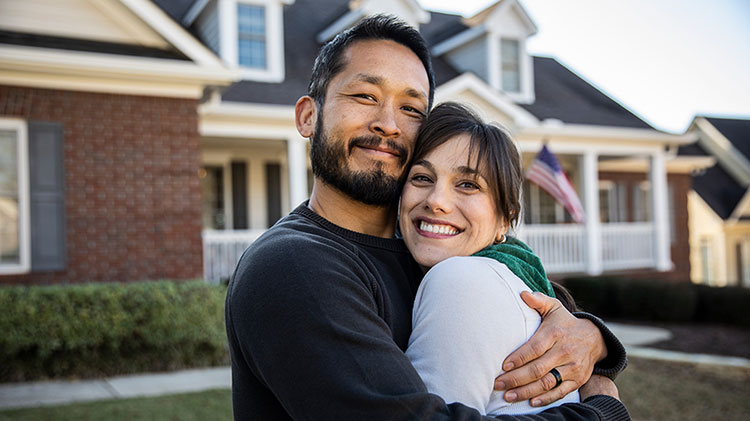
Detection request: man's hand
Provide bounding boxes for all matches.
[579,375,620,401]
[494,291,607,407]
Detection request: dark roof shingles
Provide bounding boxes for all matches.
[705,117,750,160]
[520,56,652,128]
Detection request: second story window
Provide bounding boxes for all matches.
[500,38,520,93]
[237,3,266,69]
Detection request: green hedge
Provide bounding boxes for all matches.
[563,276,750,326]
[0,280,228,382]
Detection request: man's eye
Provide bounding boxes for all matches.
[402,106,425,118]
[353,94,376,101]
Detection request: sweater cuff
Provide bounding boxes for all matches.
[574,312,628,380]
[583,395,631,421]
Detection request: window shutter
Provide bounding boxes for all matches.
[28,121,66,271]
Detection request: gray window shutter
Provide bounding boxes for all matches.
[28,121,66,271]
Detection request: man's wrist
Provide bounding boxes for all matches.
[573,312,628,380]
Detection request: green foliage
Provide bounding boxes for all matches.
[0,281,228,382]
[562,276,748,326]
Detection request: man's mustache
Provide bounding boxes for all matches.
[348,136,408,166]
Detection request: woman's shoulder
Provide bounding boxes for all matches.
[422,256,530,295]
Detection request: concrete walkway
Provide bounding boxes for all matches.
[1,323,748,410]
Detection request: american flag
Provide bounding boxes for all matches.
[525,145,585,223]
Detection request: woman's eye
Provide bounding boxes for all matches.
[411,174,432,184]
[458,181,479,190]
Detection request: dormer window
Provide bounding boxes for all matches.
[500,38,520,93]
[189,0,290,83]
[237,3,266,69]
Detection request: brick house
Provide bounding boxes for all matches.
[1,0,710,285]
[0,0,235,284]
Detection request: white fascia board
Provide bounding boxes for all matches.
[729,189,750,222]
[431,24,486,56]
[200,100,295,121]
[0,45,237,97]
[520,124,698,145]
[316,9,367,43]
[435,72,539,128]
[597,156,716,174]
[119,0,226,67]
[694,117,750,186]
[183,0,211,26]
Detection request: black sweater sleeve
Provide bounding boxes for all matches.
[574,312,628,379]
[226,233,629,420]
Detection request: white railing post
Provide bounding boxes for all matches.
[287,135,308,209]
[583,151,602,275]
[650,149,672,271]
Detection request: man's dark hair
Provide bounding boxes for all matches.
[307,14,435,110]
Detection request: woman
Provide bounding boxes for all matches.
[400,102,580,416]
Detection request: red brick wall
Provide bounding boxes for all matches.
[599,171,692,281]
[0,85,203,284]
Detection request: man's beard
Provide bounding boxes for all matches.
[310,113,408,207]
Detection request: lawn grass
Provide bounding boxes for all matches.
[1,358,748,420]
[0,389,232,421]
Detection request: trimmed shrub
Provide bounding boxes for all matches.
[563,276,747,327]
[0,280,228,382]
[694,284,750,327]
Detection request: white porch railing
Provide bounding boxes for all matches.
[518,224,587,273]
[202,229,265,284]
[202,222,659,282]
[519,222,657,274]
[601,222,656,271]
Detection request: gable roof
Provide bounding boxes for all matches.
[682,116,750,220]
[689,142,746,220]
[705,117,750,160]
[519,57,652,129]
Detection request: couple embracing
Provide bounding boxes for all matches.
[226,15,629,421]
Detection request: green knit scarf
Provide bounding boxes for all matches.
[472,236,555,298]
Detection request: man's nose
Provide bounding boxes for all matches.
[369,103,401,138]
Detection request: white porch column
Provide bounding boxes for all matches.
[583,151,602,275]
[287,135,308,208]
[650,149,672,271]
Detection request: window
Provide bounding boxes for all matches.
[523,182,570,224]
[700,237,714,284]
[633,181,651,222]
[599,181,627,223]
[0,120,29,274]
[237,3,266,69]
[200,166,225,230]
[500,38,520,93]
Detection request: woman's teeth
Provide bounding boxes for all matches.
[419,221,458,235]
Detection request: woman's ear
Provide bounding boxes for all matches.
[295,96,317,138]
[494,220,509,244]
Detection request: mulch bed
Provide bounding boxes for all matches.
[615,320,750,359]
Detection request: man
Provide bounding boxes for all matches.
[226,15,628,420]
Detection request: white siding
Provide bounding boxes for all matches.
[445,35,489,83]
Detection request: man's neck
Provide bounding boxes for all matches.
[308,182,397,238]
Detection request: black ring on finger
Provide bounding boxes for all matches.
[549,368,563,388]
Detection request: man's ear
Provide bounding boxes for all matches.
[295,96,317,138]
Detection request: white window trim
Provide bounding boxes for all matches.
[0,119,30,275]
[219,0,286,82]
[488,34,534,104]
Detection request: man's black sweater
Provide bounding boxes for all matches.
[225,203,629,420]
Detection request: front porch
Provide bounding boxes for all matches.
[202,222,660,283]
